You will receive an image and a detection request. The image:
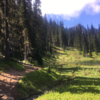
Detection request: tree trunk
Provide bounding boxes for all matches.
[24,34,27,61]
[5,0,10,60]
[85,46,87,57]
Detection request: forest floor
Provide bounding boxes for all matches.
[0,62,42,100]
[1,47,100,100]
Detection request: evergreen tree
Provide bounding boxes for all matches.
[83,43,85,57]
[4,0,10,60]
[87,26,92,57]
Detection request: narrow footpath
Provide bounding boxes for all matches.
[0,62,42,100]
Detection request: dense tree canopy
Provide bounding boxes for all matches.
[0,0,100,64]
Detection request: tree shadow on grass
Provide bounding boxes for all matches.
[66,60,100,66]
[52,46,61,50]
[49,64,100,74]
[80,60,100,65]
[58,67,81,72]
[53,76,100,94]
[57,52,67,55]
[52,49,68,56]
[50,64,82,73]
[17,69,60,99]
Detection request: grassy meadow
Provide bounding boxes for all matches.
[17,47,100,100]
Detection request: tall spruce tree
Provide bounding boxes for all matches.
[4,0,10,60]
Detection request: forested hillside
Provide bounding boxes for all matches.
[0,0,100,64]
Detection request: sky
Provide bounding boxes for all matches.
[32,0,100,29]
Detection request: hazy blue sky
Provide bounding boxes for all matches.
[32,0,100,29]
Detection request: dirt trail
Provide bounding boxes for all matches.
[0,62,42,100]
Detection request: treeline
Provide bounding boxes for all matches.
[0,0,100,65]
[68,24,100,57]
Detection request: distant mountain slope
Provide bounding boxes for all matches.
[69,24,86,33]
[69,24,99,33]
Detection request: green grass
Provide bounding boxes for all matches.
[22,58,44,68]
[0,56,10,71]
[18,47,100,100]
[0,56,25,71]
[17,68,61,99]
[0,62,10,71]
[35,65,100,100]
[22,60,32,64]
[5,60,25,71]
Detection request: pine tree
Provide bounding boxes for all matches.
[87,26,92,57]
[83,43,85,57]
[4,0,10,60]
[0,10,5,54]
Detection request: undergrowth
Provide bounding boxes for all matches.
[0,57,25,71]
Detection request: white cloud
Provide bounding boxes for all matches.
[61,15,71,20]
[39,0,100,20]
[32,0,35,4]
[85,1,100,15]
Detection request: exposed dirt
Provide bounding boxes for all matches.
[0,62,42,100]
[0,52,74,100]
